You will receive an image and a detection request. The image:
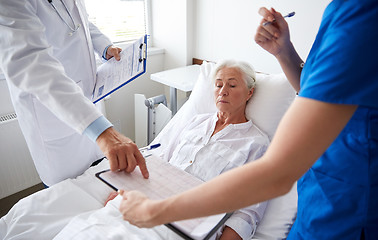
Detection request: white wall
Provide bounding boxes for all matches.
[152,0,331,73]
[150,0,194,69]
[195,0,332,73]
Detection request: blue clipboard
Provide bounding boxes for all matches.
[92,34,147,103]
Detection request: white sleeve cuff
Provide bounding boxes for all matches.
[224,215,257,240]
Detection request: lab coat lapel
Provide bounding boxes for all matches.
[73,0,97,79]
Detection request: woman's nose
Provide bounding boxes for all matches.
[219,86,228,96]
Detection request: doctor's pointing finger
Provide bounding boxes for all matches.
[96,127,149,179]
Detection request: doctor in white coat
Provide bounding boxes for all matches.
[0,0,149,186]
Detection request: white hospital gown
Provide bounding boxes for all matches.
[153,112,270,239]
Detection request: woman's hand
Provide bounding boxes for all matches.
[104,191,118,206]
[219,226,242,240]
[254,7,291,58]
[119,190,162,228]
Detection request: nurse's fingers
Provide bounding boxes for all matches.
[258,8,285,38]
[254,33,270,45]
[258,7,275,23]
[269,9,288,36]
[271,8,287,28]
[256,23,276,41]
[118,189,125,196]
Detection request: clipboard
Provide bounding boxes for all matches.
[92,35,147,103]
[95,154,232,240]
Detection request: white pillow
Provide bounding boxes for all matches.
[153,61,298,239]
[246,72,296,140]
[189,61,296,139]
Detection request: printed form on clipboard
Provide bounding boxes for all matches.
[92,35,147,103]
[96,154,232,240]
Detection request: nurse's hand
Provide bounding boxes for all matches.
[254,7,291,57]
[106,45,122,61]
[96,127,149,179]
[119,189,162,228]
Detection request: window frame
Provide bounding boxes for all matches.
[85,0,151,45]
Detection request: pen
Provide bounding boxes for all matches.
[139,143,161,152]
[262,11,295,26]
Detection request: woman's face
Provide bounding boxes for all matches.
[214,67,253,114]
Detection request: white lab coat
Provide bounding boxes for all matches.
[0,0,113,186]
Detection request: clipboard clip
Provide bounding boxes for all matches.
[139,43,147,63]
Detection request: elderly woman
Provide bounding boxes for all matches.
[49,60,270,240]
[151,60,270,239]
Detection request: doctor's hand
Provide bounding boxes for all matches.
[254,7,291,57]
[106,45,122,61]
[119,190,163,228]
[96,127,149,178]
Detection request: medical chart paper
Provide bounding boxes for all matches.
[92,35,147,103]
[96,154,231,240]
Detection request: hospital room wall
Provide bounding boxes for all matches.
[151,0,331,73]
[149,0,194,70]
[149,0,331,109]
[103,50,166,142]
[193,0,332,74]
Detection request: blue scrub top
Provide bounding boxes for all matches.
[287,0,378,239]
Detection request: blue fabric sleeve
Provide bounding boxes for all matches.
[102,44,112,60]
[299,0,378,109]
[83,116,113,142]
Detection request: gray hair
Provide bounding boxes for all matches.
[211,60,256,90]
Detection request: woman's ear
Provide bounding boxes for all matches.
[247,88,254,101]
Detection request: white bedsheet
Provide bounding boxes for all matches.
[53,195,181,240]
[0,161,112,240]
[0,160,210,240]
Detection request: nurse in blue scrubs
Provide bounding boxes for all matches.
[118,0,377,239]
[273,0,378,239]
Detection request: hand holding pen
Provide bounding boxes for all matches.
[255,7,303,92]
[255,7,294,57]
[262,11,295,26]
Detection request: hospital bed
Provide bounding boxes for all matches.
[0,60,297,240]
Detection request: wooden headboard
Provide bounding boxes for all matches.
[192,58,205,65]
[192,58,216,65]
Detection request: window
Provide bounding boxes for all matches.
[84,0,147,43]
